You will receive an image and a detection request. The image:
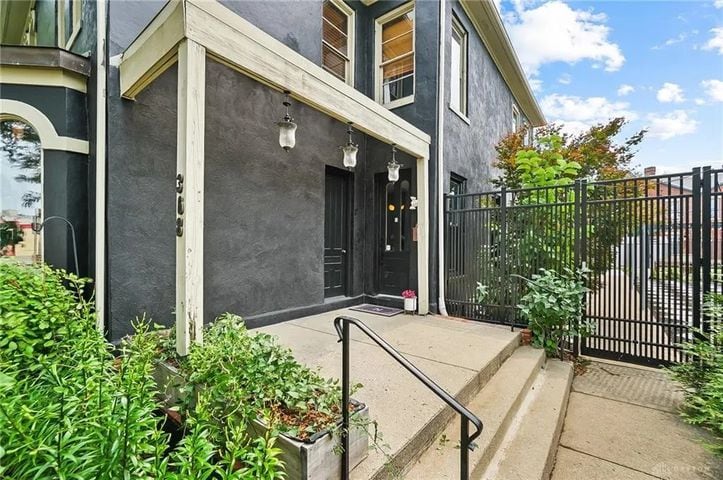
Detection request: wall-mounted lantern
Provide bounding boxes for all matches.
[387,144,401,182]
[277,90,297,151]
[341,122,358,169]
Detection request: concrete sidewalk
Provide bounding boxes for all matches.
[551,361,723,480]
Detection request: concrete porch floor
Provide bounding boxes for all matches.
[255,307,520,479]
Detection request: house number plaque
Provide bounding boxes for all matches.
[176,173,184,237]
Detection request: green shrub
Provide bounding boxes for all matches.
[0,263,92,366]
[173,313,351,442]
[518,268,592,358]
[0,264,284,479]
[668,293,723,457]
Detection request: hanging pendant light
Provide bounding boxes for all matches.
[387,144,401,182]
[277,90,297,151]
[341,122,358,169]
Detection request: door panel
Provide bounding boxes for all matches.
[376,169,413,295]
[324,168,350,297]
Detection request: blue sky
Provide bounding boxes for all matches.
[499,0,723,174]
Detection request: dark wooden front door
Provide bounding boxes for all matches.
[324,168,350,297]
[376,169,413,295]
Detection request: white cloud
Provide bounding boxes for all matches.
[504,1,625,77]
[617,84,635,96]
[646,111,698,140]
[715,0,723,8]
[652,32,688,50]
[528,78,543,92]
[702,79,723,102]
[695,98,707,105]
[540,93,637,135]
[558,73,572,85]
[703,27,723,54]
[656,83,685,103]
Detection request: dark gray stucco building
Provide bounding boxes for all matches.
[1,0,544,343]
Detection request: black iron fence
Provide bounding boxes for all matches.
[444,167,723,366]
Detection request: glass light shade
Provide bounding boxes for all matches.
[388,161,400,182]
[277,120,297,151]
[342,144,358,168]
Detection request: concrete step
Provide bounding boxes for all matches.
[257,309,522,480]
[402,346,546,480]
[480,359,573,480]
[350,325,522,480]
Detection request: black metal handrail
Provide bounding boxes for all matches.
[333,316,483,480]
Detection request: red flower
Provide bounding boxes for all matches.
[401,289,417,299]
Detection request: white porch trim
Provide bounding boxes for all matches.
[119,0,432,352]
[175,39,206,355]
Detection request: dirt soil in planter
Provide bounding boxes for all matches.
[270,401,359,442]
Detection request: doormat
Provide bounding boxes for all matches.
[349,304,403,317]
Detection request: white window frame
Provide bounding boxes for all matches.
[512,104,521,133]
[57,0,82,50]
[322,0,355,86]
[375,2,415,109]
[450,15,468,120]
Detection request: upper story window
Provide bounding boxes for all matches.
[512,104,521,133]
[58,0,82,49]
[375,2,415,109]
[322,0,355,85]
[450,16,468,117]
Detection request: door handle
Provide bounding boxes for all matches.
[341,249,347,254]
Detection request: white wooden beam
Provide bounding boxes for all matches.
[416,156,429,315]
[119,0,185,100]
[184,0,430,159]
[175,38,206,356]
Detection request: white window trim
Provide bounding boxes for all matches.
[374,1,415,109]
[322,0,355,86]
[512,103,520,133]
[57,0,82,50]
[450,15,468,118]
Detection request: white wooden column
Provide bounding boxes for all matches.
[176,39,206,355]
[416,156,430,314]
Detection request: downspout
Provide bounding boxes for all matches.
[436,0,448,316]
[95,0,108,333]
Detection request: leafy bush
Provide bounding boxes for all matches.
[668,293,723,457]
[0,263,91,365]
[171,313,353,442]
[0,263,284,479]
[517,268,591,358]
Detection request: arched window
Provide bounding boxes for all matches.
[0,119,42,263]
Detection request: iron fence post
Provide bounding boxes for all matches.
[460,417,469,480]
[341,320,350,480]
[499,187,509,329]
[692,168,702,333]
[702,167,712,334]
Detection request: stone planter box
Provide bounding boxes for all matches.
[153,361,370,480]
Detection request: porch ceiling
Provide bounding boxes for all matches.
[119,0,431,160]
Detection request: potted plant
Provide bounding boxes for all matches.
[153,315,371,480]
[402,289,417,313]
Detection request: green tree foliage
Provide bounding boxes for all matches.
[0,220,24,252]
[0,120,41,208]
[493,118,646,189]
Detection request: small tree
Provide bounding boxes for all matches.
[493,118,645,189]
[0,221,24,256]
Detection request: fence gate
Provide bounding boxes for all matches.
[444,167,721,367]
